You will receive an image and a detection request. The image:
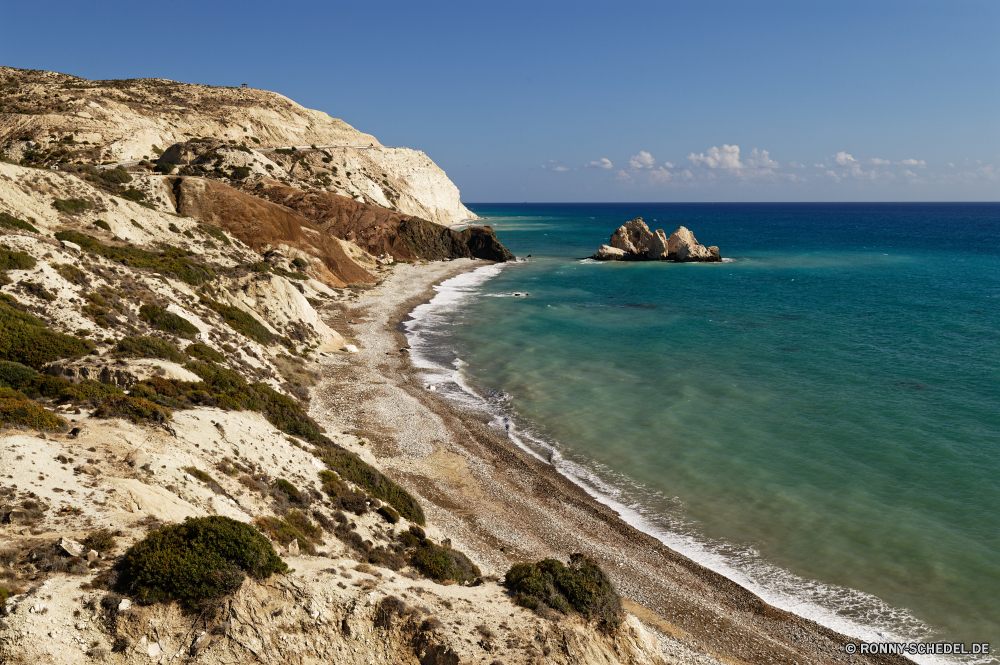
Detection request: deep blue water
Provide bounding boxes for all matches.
[404,203,1000,661]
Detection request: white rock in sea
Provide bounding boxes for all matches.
[610,218,654,255]
[647,229,668,259]
[594,245,626,260]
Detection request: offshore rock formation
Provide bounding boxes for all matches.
[593,218,721,262]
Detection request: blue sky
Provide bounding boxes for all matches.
[3,0,997,201]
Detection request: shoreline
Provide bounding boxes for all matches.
[309,260,913,665]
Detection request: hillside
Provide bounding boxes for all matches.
[0,67,476,225]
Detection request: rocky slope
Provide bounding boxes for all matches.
[0,67,476,225]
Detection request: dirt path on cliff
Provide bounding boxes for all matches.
[308,261,912,665]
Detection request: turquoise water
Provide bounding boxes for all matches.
[404,204,1000,660]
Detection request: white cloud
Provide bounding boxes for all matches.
[746,148,779,169]
[895,158,926,167]
[661,161,677,169]
[789,161,806,169]
[541,161,572,171]
[688,144,743,169]
[869,158,891,165]
[615,169,632,181]
[628,151,656,169]
[546,159,559,163]
[814,164,825,168]
[833,151,856,166]
[551,165,571,172]
[585,158,614,169]
[902,169,918,177]
[947,162,955,168]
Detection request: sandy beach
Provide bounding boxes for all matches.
[309,260,911,665]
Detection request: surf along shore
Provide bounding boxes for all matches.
[309,259,911,665]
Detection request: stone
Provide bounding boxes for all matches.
[665,226,699,260]
[287,539,300,556]
[59,537,85,557]
[77,464,100,476]
[127,452,151,468]
[117,598,131,612]
[647,229,668,259]
[86,550,99,563]
[148,641,162,658]
[342,344,359,353]
[60,240,82,252]
[592,245,626,261]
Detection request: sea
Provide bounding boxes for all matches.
[402,203,1000,663]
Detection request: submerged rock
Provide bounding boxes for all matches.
[591,218,721,262]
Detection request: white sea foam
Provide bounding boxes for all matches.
[402,262,974,665]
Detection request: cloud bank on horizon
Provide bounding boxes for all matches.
[539,144,997,197]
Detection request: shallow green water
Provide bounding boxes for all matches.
[405,204,1000,659]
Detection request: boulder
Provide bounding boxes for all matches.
[58,537,85,557]
[459,226,515,262]
[667,226,722,263]
[593,245,626,261]
[609,218,654,256]
[287,539,300,556]
[647,229,668,259]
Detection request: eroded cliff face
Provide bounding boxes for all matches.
[0,67,476,225]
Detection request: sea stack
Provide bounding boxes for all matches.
[592,218,721,262]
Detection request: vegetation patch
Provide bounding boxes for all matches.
[0,361,38,390]
[274,478,303,503]
[99,168,132,184]
[53,231,214,285]
[112,335,185,363]
[184,343,224,363]
[0,248,36,271]
[83,528,117,553]
[504,554,622,630]
[254,511,321,554]
[198,224,231,246]
[0,212,39,234]
[139,303,199,337]
[321,447,425,525]
[202,299,275,345]
[0,395,66,431]
[52,198,93,214]
[93,395,171,424]
[57,379,123,405]
[92,220,111,231]
[0,295,90,368]
[116,516,287,609]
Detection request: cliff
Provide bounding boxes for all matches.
[0,66,476,225]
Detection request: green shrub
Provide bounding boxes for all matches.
[0,248,36,271]
[198,225,231,246]
[113,336,185,363]
[83,528,117,553]
[230,166,251,180]
[377,504,400,524]
[52,198,92,214]
[185,343,224,363]
[93,220,111,231]
[504,555,622,629]
[58,379,123,405]
[202,299,275,345]
[274,478,302,503]
[292,257,308,269]
[53,262,88,285]
[0,396,66,431]
[254,512,319,554]
[0,360,38,389]
[93,395,172,424]
[117,516,287,608]
[251,383,322,442]
[184,467,213,483]
[120,188,146,202]
[0,296,89,368]
[53,231,214,286]
[321,447,425,525]
[139,304,199,336]
[0,587,9,603]
[0,212,39,234]
[411,542,480,584]
[99,168,132,184]
[154,162,175,174]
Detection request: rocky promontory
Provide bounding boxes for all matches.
[592,218,721,262]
